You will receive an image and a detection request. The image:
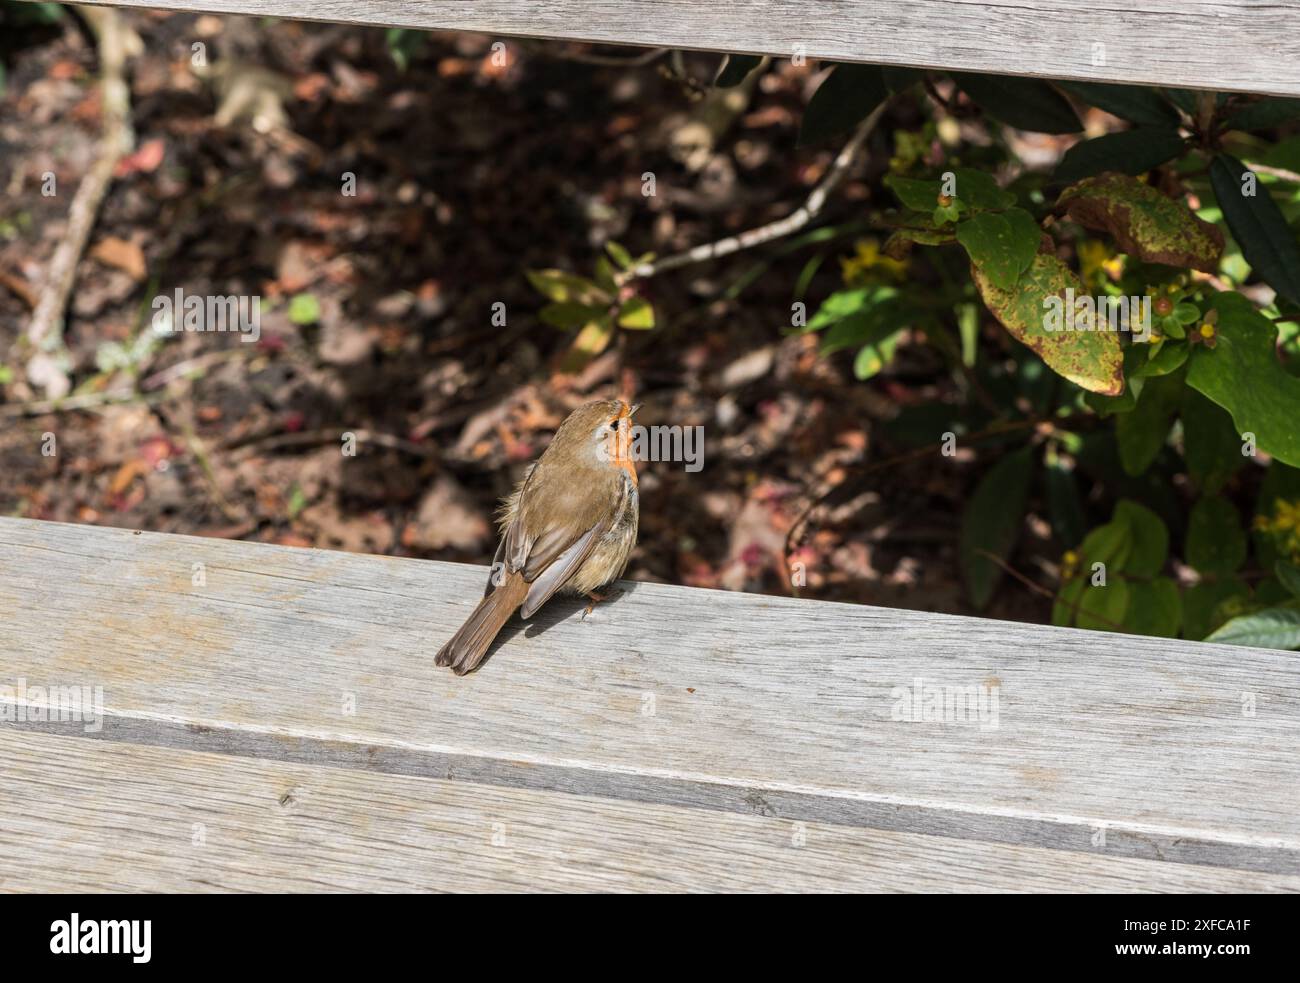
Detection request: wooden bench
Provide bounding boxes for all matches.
[1,519,1297,890]
[5,0,1300,891]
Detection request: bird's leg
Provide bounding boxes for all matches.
[582,587,623,621]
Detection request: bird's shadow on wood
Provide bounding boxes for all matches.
[477,580,642,672]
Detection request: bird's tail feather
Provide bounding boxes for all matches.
[435,574,529,675]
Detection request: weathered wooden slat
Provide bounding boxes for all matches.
[71,0,1300,97]
[1,517,1297,881]
[5,729,1297,892]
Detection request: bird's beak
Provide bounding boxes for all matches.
[626,402,641,418]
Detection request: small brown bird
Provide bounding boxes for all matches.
[436,399,640,674]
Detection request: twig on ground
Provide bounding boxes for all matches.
[622,100,891,283]
[25,7,141,398]
[0,387,146,418]
[226,428,438,460]
[0,346,251,417]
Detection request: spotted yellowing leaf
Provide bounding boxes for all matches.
[972,253,1124,395]
[1058,172,1223,272]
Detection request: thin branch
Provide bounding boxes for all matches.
[0,387,144,418]
[25,7,140,398]
[0,346,250,417]
[623,99,891,282]
[1240,160,1300,184]
[226,428,438,460]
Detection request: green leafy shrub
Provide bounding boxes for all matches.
[530,60,1300,647]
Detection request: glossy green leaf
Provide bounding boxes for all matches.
[972,253,1124,395]
[951,72,1082,134]
[1054,128,1185,184]
[1209,154,1300,306]
[1058,173,1224,272]
[1187,495,1247,575]
[1186,292,1300,468]
[960,446,1034,609]
[799,64,888,146]
[1225,98,1300,132]
[1206,605,1300,649]
[955,208,1040,290]
[1058,82,1181,128]
[1181,387,1243,494]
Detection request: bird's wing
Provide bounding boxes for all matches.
[495,462,621,618]
[519,522,607,619]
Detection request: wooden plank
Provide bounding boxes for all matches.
[4,729,1296,892]
[72,0,1300,97]
[1,518,1297,878]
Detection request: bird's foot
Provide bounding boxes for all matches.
[582,587,623,621]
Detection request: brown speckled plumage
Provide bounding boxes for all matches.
[435,400,640,674]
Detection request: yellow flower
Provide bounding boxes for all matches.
[840,238,909,285]
[1078,240,1124,286]
[1256,499,1300,561]
[1060,549,1080,581]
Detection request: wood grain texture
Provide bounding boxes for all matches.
[4,729,1297,892]
[67,0,1300,97]
[1,517,1297,885]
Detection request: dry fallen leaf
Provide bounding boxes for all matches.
[91,236,147,281]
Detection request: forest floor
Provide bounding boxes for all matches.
[0,10,1067,622]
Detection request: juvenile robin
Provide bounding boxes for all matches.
[436,399,640,674]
